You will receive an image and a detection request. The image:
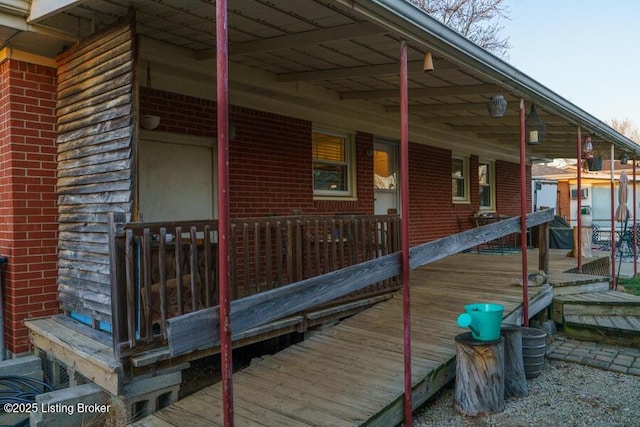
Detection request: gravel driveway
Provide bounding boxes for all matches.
[411,342,640,427]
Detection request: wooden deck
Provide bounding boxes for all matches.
[134,249,599,426]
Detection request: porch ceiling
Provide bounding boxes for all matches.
[3,0,637,160]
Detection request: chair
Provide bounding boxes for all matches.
[591,224,607,251]
[472,213,507,253]
[618,226,639,260]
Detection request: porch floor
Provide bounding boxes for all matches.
[133,249,605,426]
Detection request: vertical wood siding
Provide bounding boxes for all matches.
[55,18,135,323]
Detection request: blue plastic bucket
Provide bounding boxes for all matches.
[457,303,504,341]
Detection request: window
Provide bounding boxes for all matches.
[479,161,495,210]
[452,156,469,202]
[313,130,353,197]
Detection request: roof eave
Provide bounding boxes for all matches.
[341,0,639,155]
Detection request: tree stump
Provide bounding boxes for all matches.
[454,332,504,416]
[501,324,528,397]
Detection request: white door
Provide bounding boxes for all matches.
[373,139,399,215]
[139,132,217,222]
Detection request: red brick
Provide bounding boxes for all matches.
[0,58,57,355]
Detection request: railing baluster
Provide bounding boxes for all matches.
[304,219,311,279]
[213,226,219,304]
[286,220,294,281]
[242,222,249,298]
[294,219,303,281]
[230,222,237,300]
[314,220,321,274]
[203,224,212,307]
[124,229,136,349]
[254,221,261,294]
[336,219,344,269]
[175,226,184,316]
[265,220,273,290]
[158,227,168,337]
[142,228,153,343]
[189,226,199,312]
[276,221,284,286]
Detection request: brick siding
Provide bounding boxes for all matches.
[140,88,527,247]
[0,59,58,355]
[0,76,545,355]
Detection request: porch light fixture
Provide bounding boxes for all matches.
[141,114,160,130]
[140,60,161,130]
[525,104,546,145]
[487,95,507,118]
[423,52,434,72]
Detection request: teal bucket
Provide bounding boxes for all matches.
[457,303,504,341]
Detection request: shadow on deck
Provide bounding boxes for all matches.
[133,249,607,426]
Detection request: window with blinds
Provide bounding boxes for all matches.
[312,130,353,197]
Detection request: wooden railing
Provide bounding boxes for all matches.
[108,214,401,359]
[166,209,555,356]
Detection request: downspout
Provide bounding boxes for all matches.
[0,256,6,360]
[576,127,582,272]
[519,99,529,327]
[399,40,412,426]
[216,0,234,425]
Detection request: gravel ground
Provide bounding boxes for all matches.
[412,357,640,427]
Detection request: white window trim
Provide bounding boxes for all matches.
[452,155,470,204]
[478,160,496,211]
[312,129,357,199]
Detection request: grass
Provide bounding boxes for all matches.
[619,275,640,296]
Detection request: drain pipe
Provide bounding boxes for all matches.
[0,256,7,360]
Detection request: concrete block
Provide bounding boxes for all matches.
[0,355,42,381]
[116,369,183,423]
[31,383,114,427]
[124,370,182,397]
[116,385,180,422]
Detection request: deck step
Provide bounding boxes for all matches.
[552,291,640,323]
[563,314,640,349]
[551,276,610,297]
[25,315,123,395]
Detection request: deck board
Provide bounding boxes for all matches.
[133,249,600,426]
[556,291,640,304]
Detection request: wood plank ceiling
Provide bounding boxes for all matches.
[18,0,634,160]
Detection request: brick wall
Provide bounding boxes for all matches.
[0,59,58,355]
[496,160,532,216]
[406,144,479,246]
[140,88,375,217]
[140,88,527,246]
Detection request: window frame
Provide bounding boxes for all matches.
[452,155,470,203]
[312,129,356,199]
[478,160,496,211]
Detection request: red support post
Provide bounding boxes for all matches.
[400,40,413,426]
[519,99,529,326]
[216,1,234,425]
[634,158,637,277]
[611,144,616,290]
[576,127,582,272]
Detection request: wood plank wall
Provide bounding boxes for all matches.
[56,17,136,324]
